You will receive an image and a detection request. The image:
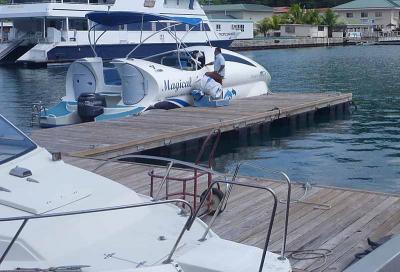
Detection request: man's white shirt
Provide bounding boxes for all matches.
[214,53,225,77]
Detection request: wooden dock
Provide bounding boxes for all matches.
[32,92,352,159]
[28,91,400,271]
[62,156,400,272]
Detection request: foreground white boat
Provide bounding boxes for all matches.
[0,114,291,271]
[37,11,271,128]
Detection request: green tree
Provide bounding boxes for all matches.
[286,4,305,24]
[303,9,322,25]
[268,15,282,30]
[257,18,272,37]
[321,8,339,37]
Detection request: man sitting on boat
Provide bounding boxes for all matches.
[205,47,225,85]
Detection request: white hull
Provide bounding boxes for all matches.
[0,115,291,271]
[39,46,271,127]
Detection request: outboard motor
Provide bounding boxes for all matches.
[77,93,106,122]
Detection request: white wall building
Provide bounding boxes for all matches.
[209,19,253,40]
[280,24,328,38]
[203,4,273,24]
[333,0,400,35]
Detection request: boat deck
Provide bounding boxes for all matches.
[64,156,400,272]
[32,92,352,159]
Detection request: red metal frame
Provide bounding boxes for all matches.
[149,129,221,210]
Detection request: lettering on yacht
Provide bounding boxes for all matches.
[163,78,192,92]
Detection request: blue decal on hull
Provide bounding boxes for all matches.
[166,98,191,107]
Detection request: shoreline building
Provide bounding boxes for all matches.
[203,4,274,23]
[203,4,274,40]
[333,0,400,35]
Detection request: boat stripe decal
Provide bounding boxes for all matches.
[167,98,190,107]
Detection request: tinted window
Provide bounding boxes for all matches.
[0,116,36,165]
[172,23,187,31]
[95,24,119,31]
[127,22,152,31]
[202,23,210,31]
[223,54,256,67]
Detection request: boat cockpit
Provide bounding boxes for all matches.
[0,116,36,165]
[145,49,206,71]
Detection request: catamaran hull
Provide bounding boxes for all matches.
[15,40,233,66]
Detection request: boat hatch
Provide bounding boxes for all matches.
[71,63,97,99]
[118,64,146,105]
[0,186,90,215]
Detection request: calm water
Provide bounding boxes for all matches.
[1,45,400,193]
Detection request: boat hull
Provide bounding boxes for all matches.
[17,40,234,66]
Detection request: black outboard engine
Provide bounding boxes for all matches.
[77,93,106,122]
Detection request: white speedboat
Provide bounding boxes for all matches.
[38,11,271,127]
[0,114,292,271]
[0,0,237,66]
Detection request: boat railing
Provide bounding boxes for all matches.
[92,154,283,272]
[236,163,292,261]
[0,198,193,267]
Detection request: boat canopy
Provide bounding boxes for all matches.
[86,11,202,27]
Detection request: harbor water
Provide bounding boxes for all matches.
[0,45,399,193]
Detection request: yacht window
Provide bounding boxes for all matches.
[69,18,88,31]
[156,22,170,31]
[223,54,256,67]
[202,23,210,31]
[191,24,201,31]
[0,116,36,165]
[144,0,156,7]
[95,24,119,31]
[173,23,187,31]
[127,22,152,31]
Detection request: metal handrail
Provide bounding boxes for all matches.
[0,199,193,267]
[198,163,240,242]
[237,162,292,260]
[190,179,278,272]
[91,154,280,272]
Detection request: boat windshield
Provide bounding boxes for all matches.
[145,50,205,71]
[0,116,36,165]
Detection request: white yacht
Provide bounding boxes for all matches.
[0,114,292,271]
[0,0,236,66]
[38,11,271,128]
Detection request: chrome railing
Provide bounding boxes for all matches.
[0,199,193,267]
[92,154,282,272]
[237,163,292,261]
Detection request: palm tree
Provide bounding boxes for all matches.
[269,15,282,30]
[322,9,339,37]
[257,18,271,38]
[287,4,305,24]
[303,9,322,25]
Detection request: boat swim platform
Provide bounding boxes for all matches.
[63,155,400,272]
[31,92,352,159]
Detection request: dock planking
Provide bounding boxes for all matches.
[31,92,352,159]
[63,156,400,272]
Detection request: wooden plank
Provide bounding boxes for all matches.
[61,157,400,272]
[31,92,352,158]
